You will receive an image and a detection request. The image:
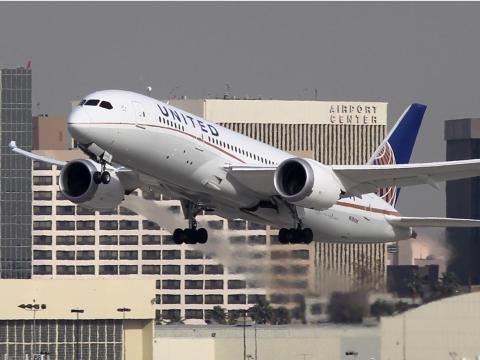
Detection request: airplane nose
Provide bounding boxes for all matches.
[67,106,92,143]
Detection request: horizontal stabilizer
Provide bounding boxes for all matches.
[386,215,480,228]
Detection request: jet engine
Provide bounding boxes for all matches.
[274,157,343,211]
[59,159,124,210]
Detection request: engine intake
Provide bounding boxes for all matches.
[274,157,342,210]
[59,159,124,210]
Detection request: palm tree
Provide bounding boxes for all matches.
[248,299,273,324]
[438,272,460,297]
[227,310,241,325]
[271,307,291,325]
[404,269,425,304]
[210,306,227,324]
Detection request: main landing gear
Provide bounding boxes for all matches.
[278,202,313,244]
[173,201,209,244]
[278,227,313,244]
[93,160,111,185]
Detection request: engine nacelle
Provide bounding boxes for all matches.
[59,159,124,210]
[274,157,342,211]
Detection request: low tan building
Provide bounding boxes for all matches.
[0,279,155,360]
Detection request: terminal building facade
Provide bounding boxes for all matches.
[31,99,388,320]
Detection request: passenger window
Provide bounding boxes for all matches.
[99,101,113,110]
[85,99,100,106]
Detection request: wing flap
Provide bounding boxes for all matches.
[386,215,480,228]
[333,159,480,196]
[224,164,277,196]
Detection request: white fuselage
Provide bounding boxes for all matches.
[68,90,412,243]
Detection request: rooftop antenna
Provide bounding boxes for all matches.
[146,86,152,95]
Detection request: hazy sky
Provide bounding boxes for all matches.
[1,2,480,234]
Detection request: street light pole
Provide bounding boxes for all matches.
[70,309,84,360]
[18,301,46,360]
[117,307,131,360]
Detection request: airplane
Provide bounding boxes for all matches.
[11,90,480,245]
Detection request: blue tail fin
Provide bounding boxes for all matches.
[367,103,427,206]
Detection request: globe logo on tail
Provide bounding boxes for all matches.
[373,142,397,206]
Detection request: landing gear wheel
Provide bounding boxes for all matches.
[101,171,111,184]
[184,229,198,244]
[278,228,289,244]
[302,228,313,244]
[291,228,304,244]
[173,229,185,244]
[197,228,208,244]
[93,171,102,184]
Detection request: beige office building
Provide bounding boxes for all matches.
[169,99,389,304]
[0,279,155,360]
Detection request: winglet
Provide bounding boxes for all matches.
[9,140,17,150]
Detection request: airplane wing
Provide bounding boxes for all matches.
[385,215,480,228]
[224,164,277,196]
[333,159,480,196]
[9,141,67,167]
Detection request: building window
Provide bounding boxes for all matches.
[162,235,175,245]
[155,294,161,304]
[291,250,309,260]
[205,265,223,275]
[33,250,52,260]
[100,250,118,260]
[168,206,181,214]
[228,280,246,289]
[185,250,203,259]
[205,295,223,304]
[56,221,75,231]
[99,208,118,216]
[185,309,203,319]
[57,236,75,245]
[162,295,180,304]
[119,235,138,245]
[271,251,288,260]
[77,206,96,215]
[76,251,95,261]
[270,294,289,304]
[119,220,138,230]
[290,265,308,275]
[100,220,118,230]
[205,280,223,290]
[248,294,266,304]
[228,294,246,305]
[207,220,224,230]
[119,206,136,216]
[33,161,52,170]
[142,250,161,260]
[119,265,138,275]
[77,236,95,245]
[56,191,67,200]
[56,206,75,215]
[142,265,161,275]
[56,251,75,260]
[33,235,52,245]
[248,235,266,245]
[99,235,118,245]
[33,205,51,216]
[162,280,180,289]
[163,250,181,260]
[142,220,160,230]
[228,219,246,230]
[77,221,95,230]
[99,265,118,275]
[33,221,51,230]
[185,295,203,304]
[185,265,203,275]
[230,236,246,244]
[57,265,75,275]
[142,235,161,245]
[248,222,266,230]
[162,265,180,275]
[33,265,52,275]
[77,266,95,275]
[33,191,52,200]
[119,251,138,260]
[33,176,52,186]
[185,280,203,289]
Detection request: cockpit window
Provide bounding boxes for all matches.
[99,101,113,110]
[85,99,100,106]
[79,100,86,106]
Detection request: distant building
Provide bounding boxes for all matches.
[386,264,439,298]
[0,66,32,278]
[445,118,480,285]
[32,115,69,150]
